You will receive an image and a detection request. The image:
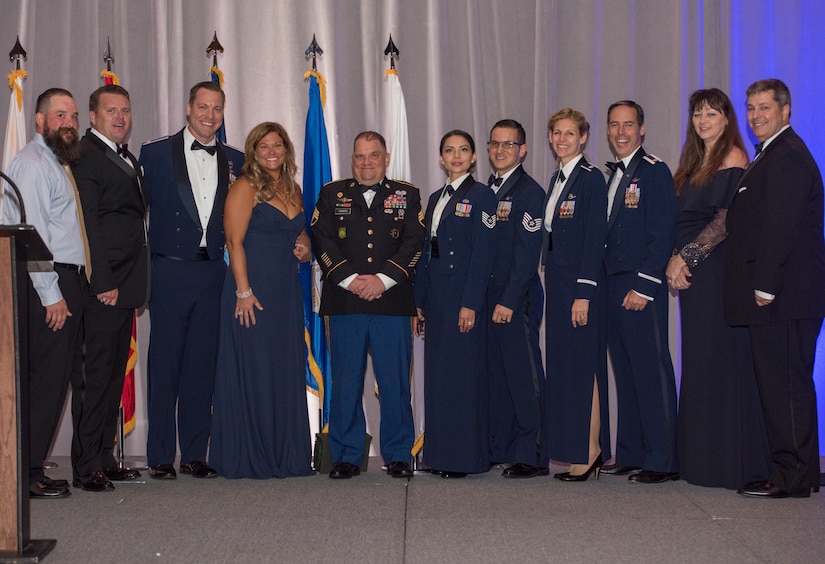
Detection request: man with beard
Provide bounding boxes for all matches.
[2,88,86,499]
[69,85,148,492]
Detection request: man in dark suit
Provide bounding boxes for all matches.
[601,100,679,484]
[311,131,424,479]
[3,88,84,499]
[724,79,825,498]
[71,84,148,491]
[484,119,547,478]
[139,82,243,480]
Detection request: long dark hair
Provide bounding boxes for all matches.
[673,88,747,194]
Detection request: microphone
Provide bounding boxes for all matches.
[1,170,27,225]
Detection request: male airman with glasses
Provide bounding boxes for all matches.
[485,119,548,478]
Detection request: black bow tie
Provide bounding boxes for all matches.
[116,143,129,156]
[754,142,764,154]
[555,170,566,183]
[443,184,455,197]
[360,184,379,193]
[191,140,217,155]
[605,161,626,173]
[487,174,503,187]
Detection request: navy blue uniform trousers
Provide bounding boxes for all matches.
[147,255,225,466]
[327,314,414,466]
[606,272,678,473]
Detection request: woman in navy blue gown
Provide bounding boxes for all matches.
[667,89,771,489]
[414,130,497,477]
[542,108,609,481]
[211,122,314,479]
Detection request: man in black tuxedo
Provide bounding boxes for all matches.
[71,84,148,491]
[724,78,825,498]
[139,82,243,480]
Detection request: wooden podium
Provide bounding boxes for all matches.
[0,224,56,562]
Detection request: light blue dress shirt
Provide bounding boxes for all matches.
[2,133,85,306]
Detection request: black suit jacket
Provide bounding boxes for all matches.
[73,130,149,308]
[724,127,825,325]
[311,177,425,316]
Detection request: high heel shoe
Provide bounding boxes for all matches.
[555,454,603,482]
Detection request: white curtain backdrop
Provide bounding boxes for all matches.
[2,0,824,456]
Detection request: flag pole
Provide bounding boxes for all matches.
[207,32,227,143]
[382,34,422,471]
[304,34,324,435]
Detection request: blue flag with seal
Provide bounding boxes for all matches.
[301,69,332,428]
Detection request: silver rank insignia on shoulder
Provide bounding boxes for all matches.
[642,154,662,165]
[522,212,541,232]
[481,210,497,229]
[580,163,596,172]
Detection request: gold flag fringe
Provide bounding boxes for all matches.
[304,69,327,108]
[8,69,26,111]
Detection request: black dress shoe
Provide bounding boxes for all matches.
[628,470,680,484]
[600,463,642,475]
[105,466,141,481]
[73,471,115,492]
[737,480,817,498]
[30,481,71,499]
[329,461,361,479]
[40,476,69,488]
[148,464,177,480]
[439,470,467,479]
[502,462,550,479]
[180,461,218,478]
[386,461,414,478]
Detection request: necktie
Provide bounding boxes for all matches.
[754,142,764,154]
[557,171,566,183]
[444,184,454,197]
[63,164,92,282]
[605,161,626,173]
[191,140,217,155]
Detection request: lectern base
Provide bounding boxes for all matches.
[0,539,56,563]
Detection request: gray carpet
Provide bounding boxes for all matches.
[27,457,825,563]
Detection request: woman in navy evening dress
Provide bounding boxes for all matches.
[667,89,771,489]
[211,122,314,479]
[414,130,497,477]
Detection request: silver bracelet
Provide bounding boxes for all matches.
[236,288,253,299]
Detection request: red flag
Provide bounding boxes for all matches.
[122,314,137,434]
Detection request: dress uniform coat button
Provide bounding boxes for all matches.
[367,257,373,263]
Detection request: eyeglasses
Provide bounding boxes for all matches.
[487,140,522,150]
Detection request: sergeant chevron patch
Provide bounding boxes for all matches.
[522,212,541,232]
[481,210,497,229]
